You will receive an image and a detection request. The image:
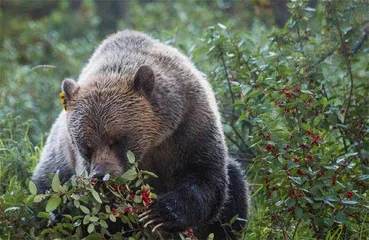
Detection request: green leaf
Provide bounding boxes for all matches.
[179,233,186,240]
[342,200,358,205]
[126,150,135,164]
[51,173,62,192]
[105,205,111,213]
[29,181,37,195]
[89,216,99,222]
[140,170,158,178]
[208,233,215,240]
[100,219,108,229]
[324,218,334,226]
[288,176,302,185]
[295,207,303,219]
[82,233,101,240]
[121,168,137,181]
[4,207,20,213]
[237,111,247,122]
[40,228,53,236]
[319,97,327,106]
[37,212,51,219]
[359,175,369,180]
[87,223,95,233]
[229,214,239,224]
[34,194,45,203]
[109,214,116,222]
[80,205,90,214]
[83,215,90,225]
[62,214,73,221]
[91,189,102,203]
[45,196,61,212]
[336,211,346,222]
[301,123,310,130]
[217,23,227,29]
[246,89,263,99]
[134,195,142,203]
[313,115,323,126]
[62,223,74,230]
[303,197,313,204]
[74,199,80,208]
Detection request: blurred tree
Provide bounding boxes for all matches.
[95,0,129,35]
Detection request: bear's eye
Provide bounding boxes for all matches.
[110,135,128,148]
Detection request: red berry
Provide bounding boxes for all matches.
[132,207,138,214]
[332,177,337,186]
[297,169,304,176]
[124,207,131,213]
[293,87,301,93]
[129,190,135,199]
[346,191,354,199]
[141,189,152,206]
[266,145,273,152]
[186,228,195,238]
[293,157,299,163]
[90,178,97,185]
[265,133,271,140]
[307,155,313,160]
[265,178,271,185]
[112,207,117,216]
[285,92,292,99]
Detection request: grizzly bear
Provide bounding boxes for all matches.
[32,30,248,239]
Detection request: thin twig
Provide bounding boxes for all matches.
[292,219,302,239]
[335,17,354,124]
[218,46,248,151]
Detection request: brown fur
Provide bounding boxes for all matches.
[32,30,248,239]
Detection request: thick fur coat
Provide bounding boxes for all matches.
[32,30,248,239]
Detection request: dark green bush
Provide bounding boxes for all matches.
[199,0,368,239]
[1,0,368,239]
[2,151,199,239]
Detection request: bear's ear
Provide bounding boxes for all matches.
[60,78,79,110]
[133,65,155,97]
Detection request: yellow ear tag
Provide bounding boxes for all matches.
[59,92,67,111]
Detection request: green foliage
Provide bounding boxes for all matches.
[0,1,99,143]
[199,0,369,238]
[0,115,41,192]
[1,0,369,239]
[2,151,197,239]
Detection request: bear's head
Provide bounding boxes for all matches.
[61,65,165,178]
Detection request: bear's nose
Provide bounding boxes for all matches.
[91,166,107,180]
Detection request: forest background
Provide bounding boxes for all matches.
[1,0,368,239]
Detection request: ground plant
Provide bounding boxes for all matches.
[1,0,368,239]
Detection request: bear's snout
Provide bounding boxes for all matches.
[90,147,124,179]
[90,163,123,180]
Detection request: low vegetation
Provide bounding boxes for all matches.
[1,0,368,239]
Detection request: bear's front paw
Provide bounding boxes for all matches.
[138,195,187,233]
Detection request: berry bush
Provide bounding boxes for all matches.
[199,0,368,239]
[1,0,368,239]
